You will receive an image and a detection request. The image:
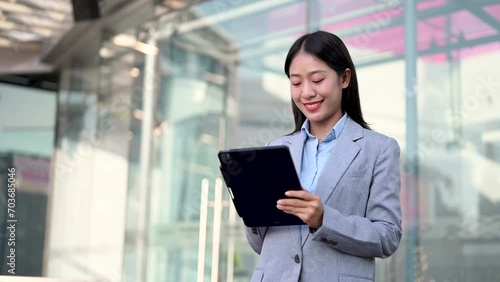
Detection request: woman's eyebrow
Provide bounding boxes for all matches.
[289,70,328,77]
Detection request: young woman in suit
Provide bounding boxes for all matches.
[246,30,402,282]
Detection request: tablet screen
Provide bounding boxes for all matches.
[218,145,304,227]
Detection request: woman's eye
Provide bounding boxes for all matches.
[313,79,324,84]
[291,82,301,86]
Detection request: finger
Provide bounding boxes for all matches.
[277,198,310,208]
[284,190,312,200]
[286,190,319,202]
[277,204,315,217]
[279,208,315,224]
[277,205,306,219]
[278,205,323,227]
[278,200,323,216]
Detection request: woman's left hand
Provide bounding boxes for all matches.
[277,188,324,228]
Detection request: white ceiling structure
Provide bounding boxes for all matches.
[0,0,72,45]
[0,0,73,74]
[0,0,208,75]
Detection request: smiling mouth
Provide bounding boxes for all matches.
[303,101,323,111]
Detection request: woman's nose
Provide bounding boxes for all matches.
[302,82,316,98]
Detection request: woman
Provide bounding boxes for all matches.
[246,30,402,282]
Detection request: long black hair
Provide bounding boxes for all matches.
[284,30,370,132]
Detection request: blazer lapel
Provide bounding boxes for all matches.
[287,119,364,245]
[285,133,305,245]
[286,133,305,178]
[301,118,363,245]
[314,117,364,204]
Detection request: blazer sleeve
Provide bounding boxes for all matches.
[245,226,267,254]
[311,137,402,258]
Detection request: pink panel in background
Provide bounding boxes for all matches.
[334,5,498,64]
[484,4,500,21]
[267,2,307,33]
[320,0,375,20]
[417,0,447,11]
[326,6,404,33]
[453,10,498,41]
[340,25,405,55]
[422,41,500,63]
[266,0,498,64]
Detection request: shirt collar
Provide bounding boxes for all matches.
[300,113,348,142]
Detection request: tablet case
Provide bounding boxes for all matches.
[218,145,304,227]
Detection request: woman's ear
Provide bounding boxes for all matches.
[341,68,351,89]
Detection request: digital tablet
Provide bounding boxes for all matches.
[218,145,304,227]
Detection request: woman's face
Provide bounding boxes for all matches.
[289,51,350,133]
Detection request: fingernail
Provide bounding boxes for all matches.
[285,191,290,196]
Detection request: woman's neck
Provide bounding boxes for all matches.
[308,113,343,140]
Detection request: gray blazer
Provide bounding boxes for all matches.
[246,117,402,282]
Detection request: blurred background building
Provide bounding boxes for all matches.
[0,0,499,281]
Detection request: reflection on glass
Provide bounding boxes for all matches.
[127,0,500,281]
[29,0,498,281]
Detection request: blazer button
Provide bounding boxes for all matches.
[294,254,300,264]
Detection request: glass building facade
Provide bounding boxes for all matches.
[0,0,499,281]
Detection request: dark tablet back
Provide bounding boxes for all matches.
[218,145,304,227]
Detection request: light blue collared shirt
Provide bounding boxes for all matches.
[299,113,348,194]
